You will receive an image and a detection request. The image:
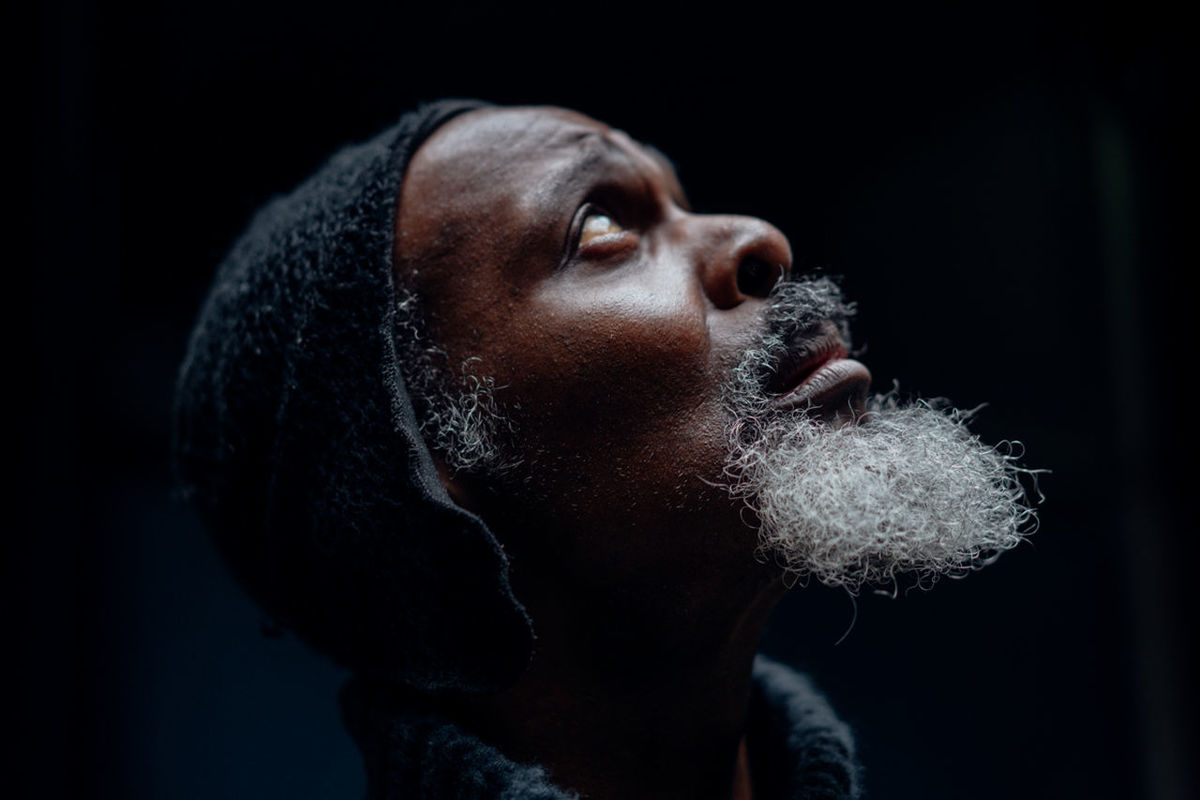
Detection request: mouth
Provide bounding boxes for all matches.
[768,323,872,419]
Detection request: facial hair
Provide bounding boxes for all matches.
[723,278,1037,591]
[395,285,518,476]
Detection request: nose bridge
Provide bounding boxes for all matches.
[682,212,793,309]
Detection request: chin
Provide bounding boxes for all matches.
[727,392,1038,592]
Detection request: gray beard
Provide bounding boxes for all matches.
[723,278,1037,591]
[395,287,518,476]
[401,277,1037,590]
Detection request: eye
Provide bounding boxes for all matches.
[579,210,626,248]
[562,204,637,267]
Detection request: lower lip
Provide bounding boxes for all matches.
[775,358,872,413]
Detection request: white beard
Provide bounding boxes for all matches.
[409,273,1038,590]
[723,279,1037,591]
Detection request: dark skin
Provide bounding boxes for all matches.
[395,107,803,800]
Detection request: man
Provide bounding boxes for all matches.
[175,100,1034,799]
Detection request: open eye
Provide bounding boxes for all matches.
[560,203,639,269]
[579,210,626,248]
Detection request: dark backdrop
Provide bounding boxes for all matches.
[24,1,1196,798]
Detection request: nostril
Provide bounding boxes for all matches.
[736,257,783,298]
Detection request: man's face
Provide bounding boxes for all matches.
[397,105,1032,598]
[396,106,837,585]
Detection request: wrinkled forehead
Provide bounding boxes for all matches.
[417,105,655,173]
[424,105,615,158]
[398,106,682,224]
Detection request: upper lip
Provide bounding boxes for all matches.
[765,322,849,396]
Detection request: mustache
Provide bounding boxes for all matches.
[764,275,855,340]
[734,276,857,394]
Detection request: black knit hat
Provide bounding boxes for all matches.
[173,100,534,693]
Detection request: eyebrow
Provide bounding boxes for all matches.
[540,132,691,215]
[536,134,635,213]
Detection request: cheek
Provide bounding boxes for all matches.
[449,266,750,545]
[500,275,713,426]
[492,281,732,520]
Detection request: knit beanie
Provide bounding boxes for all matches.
[173,100,534,693]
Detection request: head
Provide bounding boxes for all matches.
[176,101,1035,693]
[393,107,802,610]
[394,106,1033,609]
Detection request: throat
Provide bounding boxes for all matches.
[436,565,783,800]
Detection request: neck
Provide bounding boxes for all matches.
[442,532,785,800]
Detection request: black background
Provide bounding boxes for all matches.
[24,1,1196,798]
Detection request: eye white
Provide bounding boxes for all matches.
[580,212,624,246]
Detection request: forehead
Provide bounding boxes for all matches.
[399,106,682,223]
[417,105,668,174]
[423,105,616,159]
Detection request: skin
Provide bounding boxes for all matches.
[395,106,801,800]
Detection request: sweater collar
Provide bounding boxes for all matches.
[342,655,861,799]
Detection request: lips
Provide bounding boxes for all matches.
[769,323,872,418]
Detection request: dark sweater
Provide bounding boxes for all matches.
[341,656,862,800]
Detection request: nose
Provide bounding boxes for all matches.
[691,214,793,309]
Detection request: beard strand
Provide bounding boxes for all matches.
[724,277,1038,591]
